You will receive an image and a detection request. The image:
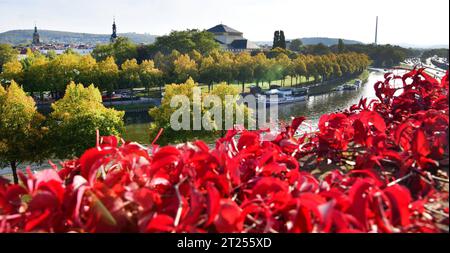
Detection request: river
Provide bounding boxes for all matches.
[123,70,407,144]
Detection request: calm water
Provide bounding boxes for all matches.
[124,70,404,144]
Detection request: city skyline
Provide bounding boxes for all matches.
[0,0,449,47]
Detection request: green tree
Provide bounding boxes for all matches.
[149,30,220,55]
[306,43,331,55]
[337,39,346,53]
[279,31,287,49]
[0,81,46,184]
[92,44,114,62]
[112,37,138,66]
[289,39,303,52]
[47,82,124,159]
[92,37,138,65]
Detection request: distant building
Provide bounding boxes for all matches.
[32,25,41,45]
[110,19,118,43]
[207,24,260,52]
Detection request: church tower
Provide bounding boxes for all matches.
[110,18,118,43]
[32,25,40,45]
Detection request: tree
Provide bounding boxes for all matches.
[272,31,280,49]
[275,53,292,86]
[47,82,124,159]
[139,60,162,97]
[279,31,287,50]
[305,43,331,55]
[210,83,252,135]
[0,44,18,72]
[338,39,346,53]
[47,52,80,98]
[92,44,114,62]
[155,50,180,83]
[289,39,303,52]
[293,56,307,85]
[214,51,235,85]
[120,59,141,90]
[272,31,286,50]
[173,54,198,83]
[92,37,138,66]
[235,52,255,92]
[76,55,97,86]
[149,77,205,144]
[199,55,217,91]
[148,78,251,145]
[1,60,23,84]
[22,55,49,100]
[0,81,46,184]
[96,56,119,97]
[112,37,138,66]
[148,30,220,56]
[253,53,269,87]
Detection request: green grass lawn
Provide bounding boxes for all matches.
[199,76,315,93]
[129,76,316,96]
[107,103,155,112]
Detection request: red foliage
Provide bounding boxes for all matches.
[0,69,448,233]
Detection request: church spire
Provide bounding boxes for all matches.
[32,23,40,45]
[110,18,117,43]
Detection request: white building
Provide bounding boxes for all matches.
[207,24,260,53]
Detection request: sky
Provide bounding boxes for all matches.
[0,0,448,47]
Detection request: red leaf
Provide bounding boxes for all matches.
[214,199,243,233]
[205,183,220,226]
[145,214,174,232]
[384,184,412,227]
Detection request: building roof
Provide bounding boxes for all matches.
[207,24,242,34]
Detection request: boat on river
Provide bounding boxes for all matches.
[343,83,358,90]
[257,87,309,105]
[332,85,345,91]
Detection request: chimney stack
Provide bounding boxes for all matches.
[375,16,378,45]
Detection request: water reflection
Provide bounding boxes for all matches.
[276,71,384,125]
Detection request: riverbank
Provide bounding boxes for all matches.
[306,70,369,96]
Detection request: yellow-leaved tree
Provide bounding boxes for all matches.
[0,81,46,184]
[149,78,253,145]
[48,82,125,159]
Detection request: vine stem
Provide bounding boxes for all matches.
[174,177,188,228]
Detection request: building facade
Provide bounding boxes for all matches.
[207,24,260,52]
